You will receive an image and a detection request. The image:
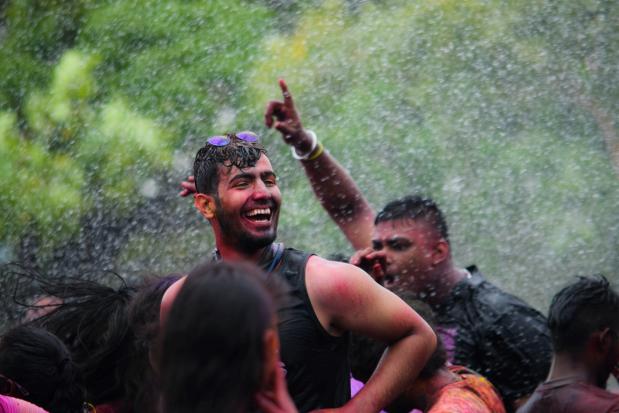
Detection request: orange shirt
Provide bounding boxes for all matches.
[428,366,506,413]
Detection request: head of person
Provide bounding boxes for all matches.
[373,195,451,295]
[159,261,282,413]
[548,274,619,387]
[0,325,85,413]
[350,293,447,413]
[193,132,281,253]
[28,276,137,406]
[125,274,182,412]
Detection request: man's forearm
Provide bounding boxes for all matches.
[345,330,436,413]
[298,146,375,250]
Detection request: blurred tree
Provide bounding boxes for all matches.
[0,50,173,273]
[77,0,274,143]
[0,0,616,311]
[0,0,91,126]
[0,0,277,277]
[245,0,619,307]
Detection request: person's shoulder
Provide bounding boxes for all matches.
[305,255,368,284]
[429,381,494,413]
[0,395,49,413]
[572,383,619,412]
[527,381,619,412]
[304,255,376,305]
[160,275,188,326]
[466,266,545,317]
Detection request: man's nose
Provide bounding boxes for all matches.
[252,180,270,199]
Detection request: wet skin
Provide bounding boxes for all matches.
[371,219,442,296]
[213,154,282,254]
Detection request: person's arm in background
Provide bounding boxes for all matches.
[264,80,375,251]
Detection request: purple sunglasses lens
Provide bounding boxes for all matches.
[207,135,230,146]
[236,131,259,142]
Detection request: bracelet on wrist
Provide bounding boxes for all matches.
[291,130,318,160]
[306,141,324,161]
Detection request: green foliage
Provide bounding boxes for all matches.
[0,111,85,246]
[247,0,619,306]
[77,0,274,142]
[0,0,617,309]
[0,0,90,112]
[1,50,172,254]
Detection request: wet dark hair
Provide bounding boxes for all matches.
[26,274,137,407]
[375,195,449,243]
[349,292,446,382]
[0,325,85,413]
[548,274,619,354]
[125,274,182,412]
[193,133,267,195]
[160,261,280,413]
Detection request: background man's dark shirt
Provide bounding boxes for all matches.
[434,266,552,407]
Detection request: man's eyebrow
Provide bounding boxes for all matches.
[386,236,411,244]
[261,171,277,179]
[229,172,254,182]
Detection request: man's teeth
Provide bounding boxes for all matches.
[246,208,271,217]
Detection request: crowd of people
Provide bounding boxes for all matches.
[1,80,617,413]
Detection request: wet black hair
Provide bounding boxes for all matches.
[349,292,446,382]
[193,133,267,195]
[375,195,449,243]
[0,325,85,413]
[25,273,137,406]
[160,261,281,413]
[125,274,182,412]
[548,274,619,354]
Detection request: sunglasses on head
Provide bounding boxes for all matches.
[207,131,259,147]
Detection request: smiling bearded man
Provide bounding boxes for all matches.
[161,130,436,413]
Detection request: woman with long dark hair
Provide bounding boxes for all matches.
[159,261,296,413]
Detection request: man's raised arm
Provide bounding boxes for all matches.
[264,80,375,251]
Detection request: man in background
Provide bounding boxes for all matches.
[263,80,552,411]
[517,275,619,413]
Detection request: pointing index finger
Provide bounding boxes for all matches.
[279,79,294,108]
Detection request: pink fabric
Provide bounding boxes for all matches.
[0,396,48,413]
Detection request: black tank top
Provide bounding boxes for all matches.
[274,248,350,412]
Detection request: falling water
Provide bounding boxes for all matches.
[1,0,617,325]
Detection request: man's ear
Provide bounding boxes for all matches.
[432,239,450,265]
[194,193,217,219]
[599,327,614,352]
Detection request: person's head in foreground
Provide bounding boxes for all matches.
[27,277,136,408]
[192,132,281,257]
[548,274,619,387]
[159,261,291,413]
[0,325,84,413]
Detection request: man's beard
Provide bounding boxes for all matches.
[214,199,278,253]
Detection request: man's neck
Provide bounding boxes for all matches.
[547,353,602,388]
[216,242,271,264]
[426,264,469,307]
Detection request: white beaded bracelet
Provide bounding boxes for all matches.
[291,130,318,160]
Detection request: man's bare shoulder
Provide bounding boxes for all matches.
[305,255,378,311]
[160,275,187,326]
